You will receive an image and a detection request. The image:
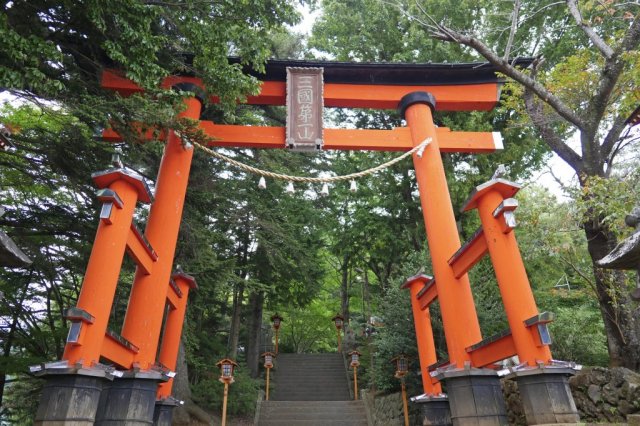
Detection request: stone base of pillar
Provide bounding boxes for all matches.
[34,366,112,425]
[436,368,508,426]
[95,370,165,425]
[153,397,180,425]
[413,394,452,426]
[509,367,579,425]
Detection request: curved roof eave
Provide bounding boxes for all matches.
[231,57,534,86]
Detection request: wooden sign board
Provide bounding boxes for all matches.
[286,67,324,151]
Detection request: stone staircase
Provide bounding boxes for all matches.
[257,353,369,425]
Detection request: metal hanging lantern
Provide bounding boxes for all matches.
[349,350,361,368]
[391,354,409,378]
[349,349,362,400]
[271,313,283,330]
[332,313,344,330]
[216,358,238,384]
[261,351,276,401]
[392,354,411,426]
[262,352,275,369]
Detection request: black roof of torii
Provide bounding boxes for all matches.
[197,56,535,86]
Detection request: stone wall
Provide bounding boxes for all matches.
[502,367,640,425]
[363,390,422,426]
[365,367,640,426]
[569,367,640,423]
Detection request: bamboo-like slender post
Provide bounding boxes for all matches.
[275,329,279,354]
[221,381,229,426]
[337,329,342,352]
[401,379,409,426]
[266,367,270,401]
[353,366,358,400]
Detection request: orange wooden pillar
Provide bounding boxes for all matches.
[156,272,197,400]
[400,92,482,367]
[401,275,441,395]
[122,87,203,369]
[63,171,151,367]
[462,180,552,365]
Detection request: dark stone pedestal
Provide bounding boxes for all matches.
[436,368,508,426]
[95,370,165,425]
[34,368,111,425]
[509,367,579,425]
[153,397,180,425]
[414,395,452,426]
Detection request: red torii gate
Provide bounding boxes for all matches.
[35,59,578,426]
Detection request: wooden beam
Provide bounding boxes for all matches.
[126,224,157,275]
[448,228,488,279]
[417,278,438,310]
[102,332,137,369]
[166,286,179,310]
[103,123,503,153]
[466,330,517,368]
[101,70,500,111]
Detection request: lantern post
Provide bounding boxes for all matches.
[331,313,344,352]
[216,358,238,426]
[270,313,283,354]
[349,350,361,400]
[392,354,410,426]
[261,352,275,401]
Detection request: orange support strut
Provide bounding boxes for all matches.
[401,275,442,395]
[122,94,203,369]
[475,188,552,365]
[403,93,482,367]
[63,179,141,366]
[156,273,197,399]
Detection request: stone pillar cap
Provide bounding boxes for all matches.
[92,167,153,204]
[460,178,521,212]
[171,271,198,290]
[400,273,433,289]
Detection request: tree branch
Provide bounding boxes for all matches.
[504,0,522,60]
[587,13,640,134]
[523,87,584,173]
[600,114,629,167]
[408,13,586,130]
[566,0,615,59]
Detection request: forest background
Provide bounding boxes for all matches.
[0,0,639,423]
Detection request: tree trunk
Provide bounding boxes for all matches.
[172,340,212,425]
[246,291,264,378]
[227,281,245,359]
[584,221,640,370]
[340,254,350,328]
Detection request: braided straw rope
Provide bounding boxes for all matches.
[185,136,431,184]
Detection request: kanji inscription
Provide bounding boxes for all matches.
[286,67,324,151]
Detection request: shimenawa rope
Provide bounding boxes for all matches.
[180,133,431,184]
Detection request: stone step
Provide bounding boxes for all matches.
[258,401,368,426]
[259,421,367,426]
[275,366,345,371]
[260,408,366,419]
[270,385,350,391]
[270,389,351,397]
[271,383,349,389]
[272,376,349,383]
[274,363,346,369]
[273,370,346,376]
[270,389,351,396]
[262,401,363,408]
[269,394,351,401]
